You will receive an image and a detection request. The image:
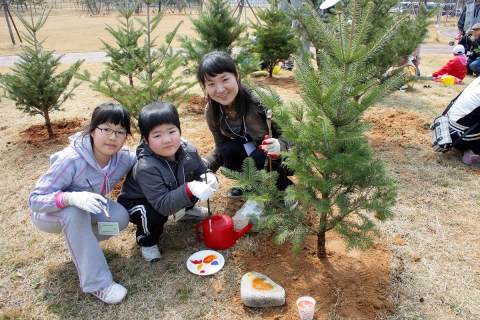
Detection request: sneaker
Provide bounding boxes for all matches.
[177,206,208,221]
[91,282,127,304]
[227,187,244,198]
[141,245,161,263]
[462,149,480,165]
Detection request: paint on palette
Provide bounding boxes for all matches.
[190,253,219,273]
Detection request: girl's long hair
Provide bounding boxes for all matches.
[197,51,252,122]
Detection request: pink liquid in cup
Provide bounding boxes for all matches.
[298,300,314,308]
[296,296,316,320]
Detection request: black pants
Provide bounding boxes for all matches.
[127,198,194,247]
[222,137,293,191]
[451,130,480,154]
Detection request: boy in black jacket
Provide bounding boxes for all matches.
[118,102,218,262]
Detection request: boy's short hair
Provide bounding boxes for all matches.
[138,102,181,142]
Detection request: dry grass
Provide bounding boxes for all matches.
[370,56,480,319]
[1,6,480,320]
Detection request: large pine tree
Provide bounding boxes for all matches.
[223,0,433,259]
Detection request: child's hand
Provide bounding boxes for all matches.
[188,181,215,202]
[68,191,106,214]
[203,172,219,191]
[259,135,280,159]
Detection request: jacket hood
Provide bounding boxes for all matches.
[68,131,118,172]
[457,54,468,66]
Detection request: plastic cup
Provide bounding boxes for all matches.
[296,296,316,320]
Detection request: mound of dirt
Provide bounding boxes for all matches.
[364,108,431,148]
[20,118,88,144]
[233,233,393,319]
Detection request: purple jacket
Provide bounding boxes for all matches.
[28,132,136,213]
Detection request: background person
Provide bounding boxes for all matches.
[117,102,218,263]
[445,76,480,165]
[431,45,467,83]
[28,103,137,304]
[458,0,480,36]
[197,51,294,199]
[459,22,480,75]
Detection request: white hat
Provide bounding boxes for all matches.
[453,45,465,54]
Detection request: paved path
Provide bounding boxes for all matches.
[0,29,460,67]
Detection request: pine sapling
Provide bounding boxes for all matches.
[250,0,301,77]
[78,0,195,125]
[0,2,83,139]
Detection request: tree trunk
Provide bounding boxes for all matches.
[129,74,134,87]
[44,112,54,139]
[317,212,327,259]
[317,230,326,259]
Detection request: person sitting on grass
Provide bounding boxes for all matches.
[431,45,467,83]
[196,51,294,199]
[444,76,480,165]
[458,22,480,75]
[28,102,137,304]
[117,102,218,263]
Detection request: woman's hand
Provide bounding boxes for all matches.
[259,135,280,159]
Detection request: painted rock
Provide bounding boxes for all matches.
[240,271,285,307]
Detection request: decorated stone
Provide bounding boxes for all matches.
[240,271,285,307]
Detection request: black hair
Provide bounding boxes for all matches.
[79,102,131,145]
[88,102,131,134]
[196,51,251,120]
[138,102,181,142]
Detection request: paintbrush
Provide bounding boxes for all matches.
[86,179,110,220]
[204,172,212,233]
[264,109,273,171]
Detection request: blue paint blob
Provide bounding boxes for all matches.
[211,260,219,265]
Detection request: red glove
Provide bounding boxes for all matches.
[259,135,279,159]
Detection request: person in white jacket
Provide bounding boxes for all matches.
[445,77,480,165]
[28,102,137,304]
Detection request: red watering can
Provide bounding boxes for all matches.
[195,215,254,250]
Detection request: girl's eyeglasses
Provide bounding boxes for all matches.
[96,127,127,138]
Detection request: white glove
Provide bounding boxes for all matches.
[203,172,219,191]
[188,181,215,202]
[68,191,107,214]
[259,135,280,158]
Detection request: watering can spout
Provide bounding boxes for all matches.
[234,219,255,241]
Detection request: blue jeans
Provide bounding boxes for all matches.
[468,58,480,73]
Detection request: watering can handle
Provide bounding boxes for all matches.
[195,223,204,241]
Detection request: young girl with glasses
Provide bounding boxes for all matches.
[28,102,136,304]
